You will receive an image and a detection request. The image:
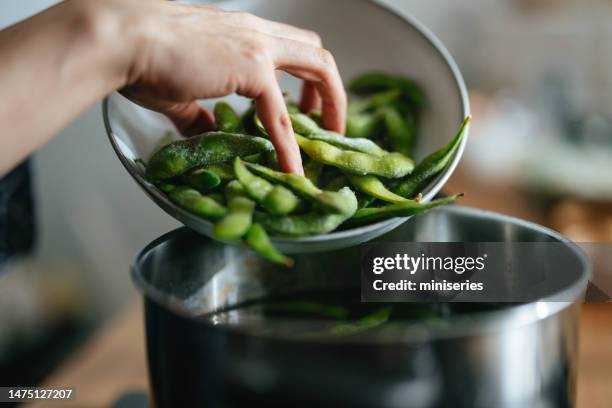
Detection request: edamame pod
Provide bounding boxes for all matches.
[346,111,382,139]
[214,101,242,133]
[303,160,325,185]
[233,158,299,215]
[245,162,358,216]
[255,211,350,237]
[169,186,227,219]
[348,89,402,114]
[290,113,387,157]
[295,135,414,178]
[381,106,416,157]
[147,132,273,180]
[214,197,255,241]
[186,168,222,193]
[346,194,462,227]
[394,116,471,198]
[348,72,427,108]
[346,174,410,204]
[225,180,247,202]
[323,175,349,191]
[244,223,294,267]
[156,182,176,193]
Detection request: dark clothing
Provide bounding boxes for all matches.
[0,160,35,267]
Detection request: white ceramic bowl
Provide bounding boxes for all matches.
[103,0,470,254]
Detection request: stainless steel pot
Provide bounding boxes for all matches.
[132,207,590,408]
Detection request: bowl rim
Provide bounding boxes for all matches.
[130,206,592,344]
[102,0,471,246]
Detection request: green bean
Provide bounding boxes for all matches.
[214,101,242,133]
[290,113,387,157]
[214,197,255,241]
[233,158,299,215]
[225,180,247,202]
[346,194,463,227]
[295,135,414,178]
[169,186,227,219]
[245,162,358,215]
[348,71,426,108]
[244,223,294,267]
[147,132,273,180]
[303,160,325,185]
[346,174,410,204]
[394,116,471,198]
[186,168,222,193]
[381,106,416,157]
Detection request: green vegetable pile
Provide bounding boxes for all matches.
[143,72,470,267]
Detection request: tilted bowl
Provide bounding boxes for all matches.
[103,0,470,253]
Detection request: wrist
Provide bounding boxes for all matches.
[65,0,145,90]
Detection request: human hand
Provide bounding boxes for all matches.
[105,0,347,174]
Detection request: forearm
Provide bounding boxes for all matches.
[0,0,133,175]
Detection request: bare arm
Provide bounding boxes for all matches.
[0,0,347,176]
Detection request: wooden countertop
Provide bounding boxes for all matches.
[25,300,612,408]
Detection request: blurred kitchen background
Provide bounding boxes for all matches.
[0,0,611,393]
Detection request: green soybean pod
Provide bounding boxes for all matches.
[225,180,247,202]
[346,194,462,227]
[245,162,358,216]
[147,132,273,181]
[348,89,402,114]
[304,160,325,185]
[207,164,235,181]
[381,106,416,158]
[233,158,299,215]
[255,211,351,237]
[214,197,255,241]
[169,186,227,219]
[186,168,222,193]
[244,223,294,267]
[156,182,177,193]
[214,101,242,133]
[323,174,349,191]
[346,174,410,204]
[328,306,393,336]
[345,111,382,139]
[290,113,387,157]
[208,193,226,205]
[348,71,427,108]
[394,116,471,199]
[295,135,414,179]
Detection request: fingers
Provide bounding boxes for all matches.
[270,38,347,134]
[299,81,322,114]
[255,76,304,175]
[163,102,216,137]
